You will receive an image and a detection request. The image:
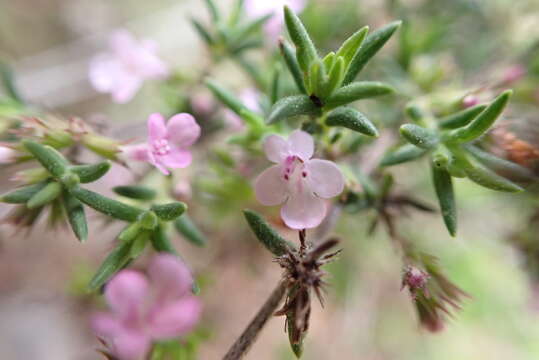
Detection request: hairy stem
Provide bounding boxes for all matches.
[222,280,287,360]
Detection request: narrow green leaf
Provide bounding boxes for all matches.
[326,107,378,137]
[118,222,143,243]
[308,60,328,97]
[279,39,307,94]
[325,81,394,109]
[26,181,62,209]
[336,26,369,67]
[0,182,47,203]
[174,214,207,247]
[231,14,272,43]
[130,232,149,258]
[284,5,318,73]
[446,90,512,144]
[151,225,178,255]
[431,164,457,236]
[270,64,281,104]
[0,62,24,103]
[62,192,88,242]
[88,240,133,291]
[380,144,427,166]
[243,209,292,256]
[190,18,215,45]
[70,161,111,183]
[325,57,345,97]
[405,104,427,123]
[151,202,188,221]
[266,95,321,124]
[439,104,487,129]
[343,20,402,85]
[203,0,220,22]
[399,124,439,149]
[460,157,524,192]
[113,185,157,200]
[465,145,535,181]
[138,211,159,230]
[23,140,69,178]
[70,187,143,222]
[206,79,247,116]
[322,52,336,70]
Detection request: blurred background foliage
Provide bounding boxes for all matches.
[0,0,538,359]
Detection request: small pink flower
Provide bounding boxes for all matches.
[462,94,479,108]
[502,64,526,84]
[121,113,201,175]
[89,29,169,104]
[92,254,201,360]
[0,146,17,164]
[245,0,306,40]
[223,88,261,130]
[254,130,344,229]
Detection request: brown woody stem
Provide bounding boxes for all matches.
[222,280,287,360]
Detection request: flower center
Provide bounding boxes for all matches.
[282,156,308,192]
[152,139,171,156]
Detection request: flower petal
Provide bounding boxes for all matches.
[112,329,151,360]
[254,164,288,206]
[148,113,167,141]
[91,312,121,339]
[263,134,288,163]
[147,296,201,339]
[288,130,314,161]
[166,113,201,147]
[281,190,326,229]
[305,159,345,198]
[110,74,142,104]
[105,270,149,318]
[157,146,192,169]
[148,254,193,303]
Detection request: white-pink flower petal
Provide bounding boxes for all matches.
[263,134,289,163]
[306,159,345,198]
[254,164,288,206]
[288,130,314,161]
[166,113,201,147]
[281,191,327,229]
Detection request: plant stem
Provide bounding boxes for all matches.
[222,280,287,360]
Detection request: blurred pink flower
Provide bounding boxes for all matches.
[502,64,526,84]
[0,146,16,164]
[92,254,201,360]
[245,0,306,40]
[254,130,344,229]
[121,113,201,175]
[462,94,479,108]
[89,29,169,104]
[223,88,261,130]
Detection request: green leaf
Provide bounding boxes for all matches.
[129,232,149,258]
[322,52,336,70]
[151,202,188,221]
[174,215,207,247]
[26,181,62,209]
[231,14,272,43]
[203,0,220,22]
[243,209,292,256]
[0,61,24,103]
[438,104,487,129]
[0,182,47,203]
[405,104,427,123]
[446,90,512,144]
[460,157,524,192]
[431,164,457,237]
[380,144,427,166]
[62,192,88,242]
[22,140,69,179]
[88,240,133,291]
[308,60,328,97]
[267,95,321,124]
[70,187,143,222]
[270,64,281,104]
[343,20,402,85]
[151,225,178,255]
[465,145,535,181]
[284,5,318,73]
[113,185,157,200]
[326,107,378,137]
[325,81,394,109]
[138,211,159,230]
[206,79,248,116]
[118,222,143,243]
[399,124,439,149]
[70,161,111,183]
[190,18,215,45]
[325,57,345,97]
[279,39,307,94]
[336,26,369,67]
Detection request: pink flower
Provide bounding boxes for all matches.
[502,64,526,84]
[245,0,306,40]
[254,130,344,229]
[92,254,201,360]
[223,88,261,130]
[121,113,201,175]
[89,29,169,104]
